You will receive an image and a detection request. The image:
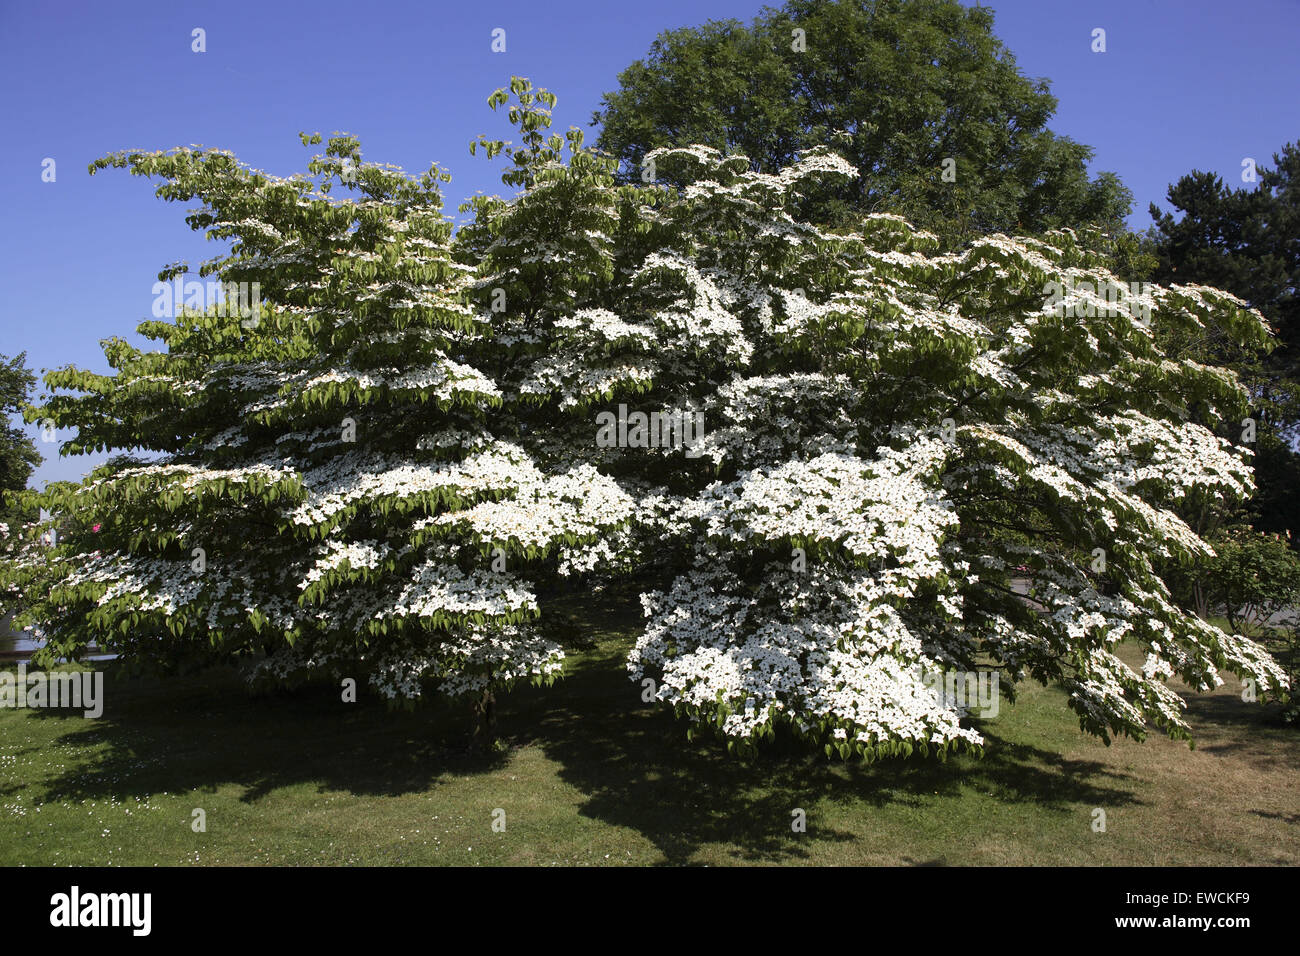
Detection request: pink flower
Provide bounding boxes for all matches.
[91,524,101,532]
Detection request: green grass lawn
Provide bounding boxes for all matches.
[2,592,1297,866]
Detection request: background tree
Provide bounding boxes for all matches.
[1148,141,1300,539]
[1147,143,1300,722]
[593,0,1132,242]
[0,352,41,526]
[0,352,42,631]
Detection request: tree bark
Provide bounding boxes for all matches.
[1192,581,1209,620]
[473,688,497,748]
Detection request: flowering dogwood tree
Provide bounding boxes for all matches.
[452,79,1290,758]
[611,147,1289,758]
[3,130,631,731]
[3,78,1288,759]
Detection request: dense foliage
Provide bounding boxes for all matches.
[1149,140,1300,540]
[3,125,632,714]
[593,0,1132,240]
[0,352,41,526]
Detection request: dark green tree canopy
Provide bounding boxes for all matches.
[0,352,41,524]
[1149,141,1300,537]
[593,0,1132,240]
[1150,142,1299,355]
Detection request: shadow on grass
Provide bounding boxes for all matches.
[1175,687,1297,764]
[509,641,1140,863]
[1251,809,1300,825]
[18,668,510,805]
[14,591,1142,864]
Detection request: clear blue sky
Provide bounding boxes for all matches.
[2,0,1297,488]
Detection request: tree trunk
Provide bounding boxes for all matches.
[1192,581,1209,620]
[473,688,497,749]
